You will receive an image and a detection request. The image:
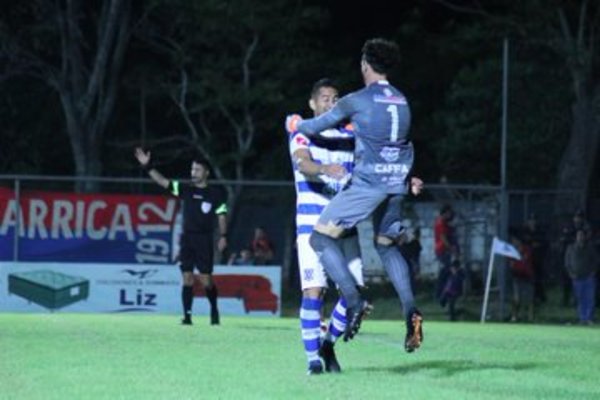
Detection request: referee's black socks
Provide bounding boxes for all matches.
[182,285,193,321]
[206,285,218,307]
[206,285,220,325]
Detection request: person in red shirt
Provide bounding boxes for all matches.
[509,234,535,322]
[251,226,274,265]
[434,205,459,300]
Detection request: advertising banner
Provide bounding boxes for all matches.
[0,262,281,316]
[0,187,178,263]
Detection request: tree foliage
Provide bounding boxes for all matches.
[1,0,132,190]
[431,24,571,187]
[0,0,597,212]
[433,0,599,207]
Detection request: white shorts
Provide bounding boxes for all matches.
[297,234,364,291]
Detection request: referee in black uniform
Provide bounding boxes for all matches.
[135,148,227,325]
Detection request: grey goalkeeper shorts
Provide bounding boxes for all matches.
[317,182,407,239]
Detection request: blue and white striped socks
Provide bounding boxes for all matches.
[325,298,347,343]
[300,297,322,366]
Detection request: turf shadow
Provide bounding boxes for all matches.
[356,360,540,377]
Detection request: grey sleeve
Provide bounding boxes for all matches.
[297,95,354,135]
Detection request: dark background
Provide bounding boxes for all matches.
[0,0,598,205]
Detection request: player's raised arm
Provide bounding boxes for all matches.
[134,147,170,190]
[296,96,354,136]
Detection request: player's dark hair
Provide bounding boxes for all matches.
[191,157,211,171]
[311,78,337,98]
[361,38,400,75]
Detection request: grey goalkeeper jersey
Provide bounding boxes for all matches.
[297,80,413,194]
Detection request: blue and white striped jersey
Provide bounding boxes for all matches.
[289,127,354,236]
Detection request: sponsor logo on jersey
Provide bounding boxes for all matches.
[374,163,410,174]
[380,146,400,162]
[373,94,407,105]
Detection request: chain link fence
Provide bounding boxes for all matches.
[1,175,595,300]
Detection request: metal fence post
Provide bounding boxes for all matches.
[13,178,20,262]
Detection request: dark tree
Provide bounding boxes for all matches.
[1,0,132,190]
[434,0,600,211]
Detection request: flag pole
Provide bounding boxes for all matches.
[480,247,496,323]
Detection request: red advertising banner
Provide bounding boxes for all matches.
[0,187,179,263]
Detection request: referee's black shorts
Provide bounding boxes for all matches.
[179,232,214,274]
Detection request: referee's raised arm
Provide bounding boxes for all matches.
[134,147,170,190]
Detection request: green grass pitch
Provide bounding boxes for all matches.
[1,313,599,400]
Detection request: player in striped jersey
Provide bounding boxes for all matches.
[288,39,424,353]
[288,78,365,375]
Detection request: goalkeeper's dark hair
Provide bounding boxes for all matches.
[311,78,337,99]
[361,38,400,75]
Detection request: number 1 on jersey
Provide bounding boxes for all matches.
[387,105,399,142]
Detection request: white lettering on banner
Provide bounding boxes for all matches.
[29,200,48,239]
[138,224,170,235]
[86,201,108,240]
[52,200,74,239]
[139,201,176,222]
[75,201,86,238]
[135,239,169,263]
[0,200,25,236]
[374,163,410,174]
[134,200,177,264]
[0,197,177,261]
[108,205,135,240]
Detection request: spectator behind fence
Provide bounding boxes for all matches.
[251,226,274,265]
[522,214,548,304]
[564,229,598,325]
[439,259,464,321]
[559,209,592,307]
[434,204,459,301]
[509,234,534,322]
[227,248,255,266]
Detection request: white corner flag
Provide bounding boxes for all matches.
[481,236,522,323]
[491,237,521,260]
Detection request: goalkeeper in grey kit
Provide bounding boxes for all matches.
[287,38,424,351]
